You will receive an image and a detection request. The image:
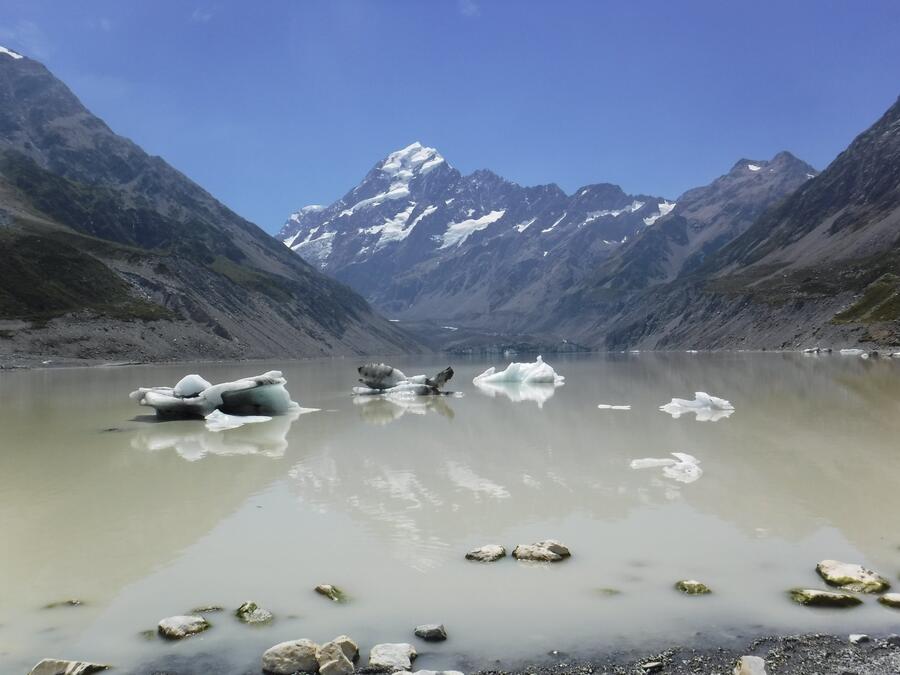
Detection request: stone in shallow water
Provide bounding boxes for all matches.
[816,559,890,593]
[325,634,359,662]
[315,583,348,602]
[788,588,862,607]
[28,659,109,675]
[512,540,571,562]
[235,601,273,624]
[414,623,448,641]
[157,614,210,639]
[878,593,900,609]
[465,544,506,562]
[368,643,417,672]
[733,655,767,674]
[43,599,85,609]
[262,639,320,674]
[316,640,354,675]
[675,579,712,595]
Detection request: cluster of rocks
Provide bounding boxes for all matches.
[262,637,459,674]
[465,540,571,563]
[789,559,897,609]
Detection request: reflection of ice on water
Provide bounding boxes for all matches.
[131,409,305,461]
[473,380,560,408]
[630,452,703,484]
[352,393,455,424]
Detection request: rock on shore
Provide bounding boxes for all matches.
[28,659,109,675]
[368,643,417,672]
[816,560,891,593]
[262,639,319,674]
[788,588,862,607]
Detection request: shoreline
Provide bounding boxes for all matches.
[114,632,900,674]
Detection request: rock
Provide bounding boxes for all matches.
[788,588,862,607]
[816,560,890,593]
[316,640,354,675]
[512,540,571,562]
[235,601,274,624]
[886,635,900,647]
[262,639,320,675]
[465,544,506,562]
[190,605,223,613]
[157,614,210,639]
[414,623,448,641]
[850,634,871,644]
[368,643,417,672]
[675,580,712,595]
[28,659,109,675]
[733,655,767,674]
[641,662,663,673]
[315,584,348,602]
[878,593,900,609]
[42,599,85,609]
[330,634,359,662]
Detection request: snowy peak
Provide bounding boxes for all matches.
[0,45,24,60]
[380,141,446,179]
[729,151,817,179]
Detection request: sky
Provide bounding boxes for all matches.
[1,1,898,234]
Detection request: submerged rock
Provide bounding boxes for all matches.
[315,584,348,603]
[788,588,862,607]
[262,639,320,674]
[157,614,210,639]
[42,599,85,609]
[815,560,890,593]
[28,659,109,675]
[414,623,448,641]
[235,601,273,624]
[513,540,571,562]
[368,643,417,672]
[733,655,767,674]
[675,580,712,595]
[316,640,354,675]
[878,593,900,608]
[465,544,506,562]
[190,605,223,613]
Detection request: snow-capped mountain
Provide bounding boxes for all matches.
[278,142,674,329]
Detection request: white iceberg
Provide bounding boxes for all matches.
[353,364,454,396]
[630,452,702,484]
[659,391,734,422]
[840,348,866,356]
[474,380,559,408]
[473,355,564,386]
[597,404,631,410]
[130,370,300,419]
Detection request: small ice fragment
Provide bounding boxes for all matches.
[660,392,734,421]
[839,348,865,356]
[597,404,631,410]
[205,410,272,432]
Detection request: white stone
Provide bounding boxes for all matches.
[465,544,506,562]
[262,639,320,675]
[878,593,900,608]
[733,655,767,675]
[28,660,108,675]
[849,634,870,644]
[368,643,417,672]
[317,640,354,675]
[157,614,210,639]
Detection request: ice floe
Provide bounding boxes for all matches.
[840,348,866,356]
[473,355,565,385]
[659,391,734,421]
[130,370,300,419]
[630,452,703,483]
[597,404,631,410]
[353,363,454,396]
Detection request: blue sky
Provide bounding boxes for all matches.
[1,1,898,233]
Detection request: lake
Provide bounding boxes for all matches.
[2,353,900,673]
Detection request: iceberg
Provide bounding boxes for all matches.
[353,363,454,396]
[597,404,631,410]
[630,452,702,484]
[659,391,734,422]
[130,370,300,419]
[473,355,564,386]
[839,348,866,356]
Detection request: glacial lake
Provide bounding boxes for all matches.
[2,353,900,673]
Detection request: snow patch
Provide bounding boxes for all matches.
[541,212,567,234]
[583,200,646,224]
[291,229,336,266]
[0,46,23,60]
[642,200,676,226]
[440,209,506,248]
[362,203,417,249]
[747,164,762,172]
[514,217,537,233]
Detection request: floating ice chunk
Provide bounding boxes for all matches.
[660,392,734,422]
[473,355,564,385]
[130,371,299,419]
[474,380,558,408]
[597,404,631,410]
[174,374,212,398]
[204,409,272,432]
[631,452,702,483]
[354,364,454,396]
[840,348,866,356]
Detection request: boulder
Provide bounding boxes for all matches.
[316,640,354,675]
[850,634,871,644]
[512,540,571,562]
[235,601,273,624]
[329,634,359,662]
[414,624,448,641]
[816,560,890,593]
[28,659,109,675]
[788,588,862,607]
[675,580,712,595]
[315,584,348,603]
[878,593,900,609]
[368,643,417,672]
[157,615,210,639]
[733,655,767,674]
[465,544,506,562]
[262,639,320,675]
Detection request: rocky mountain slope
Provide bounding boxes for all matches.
[278,142,674,333]
[558,96,900,350]
[0,46,413,362]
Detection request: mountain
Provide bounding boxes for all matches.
[278,142,674,336]
[0,46,413,363]
[559,96,900,350]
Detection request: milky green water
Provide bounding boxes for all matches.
[2,353,900,673]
